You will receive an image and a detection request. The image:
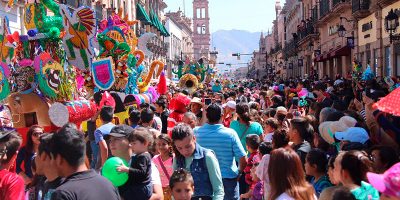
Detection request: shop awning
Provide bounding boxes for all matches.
[329,46,351,57]
[136,3,152,25]
[314,46,351,62]
[150,10,170,37]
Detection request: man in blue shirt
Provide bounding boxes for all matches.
[212,80,222,92]
[194,104,247,200]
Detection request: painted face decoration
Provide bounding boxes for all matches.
[13,59,35,93]
[34,52,64,98]
[43,61,63,91]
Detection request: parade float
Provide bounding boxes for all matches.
[173,58,215,94]
[0,0,167,140]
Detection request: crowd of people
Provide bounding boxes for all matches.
[0,74,400,200]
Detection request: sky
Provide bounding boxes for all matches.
[164,0,285,33]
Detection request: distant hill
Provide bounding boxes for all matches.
[211,29,261,73]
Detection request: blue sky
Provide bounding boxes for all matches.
[164,0,284,33]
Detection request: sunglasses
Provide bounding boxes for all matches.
[32,132,44,137]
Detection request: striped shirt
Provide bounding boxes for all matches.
[194,124,246,178]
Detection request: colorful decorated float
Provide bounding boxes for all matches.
[173,58,213,94]
[0,0,168,140]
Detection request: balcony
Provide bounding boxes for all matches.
[311,5,318,22]
[331,0,351,16]
[297,22,319,46]
[269,44,282,55]
[319,0,330,19]
[352,0,371,18]
[317,0,350,25]
[283,39,298,58]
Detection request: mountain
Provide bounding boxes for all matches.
[211,29,261,73]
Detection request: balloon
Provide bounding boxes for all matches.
[12,31,19,42]
[6,35,14,43]
[47,27,60,38]
[27,29,37,37]
[102,157,129,187]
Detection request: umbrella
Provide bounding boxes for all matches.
[374,87,400,116]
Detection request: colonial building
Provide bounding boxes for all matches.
[165,10,194,79]
[355,0,400,77]
[0,1,25,34]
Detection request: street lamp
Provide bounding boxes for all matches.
[308,41,314,51]
[338,25,346,37]
[338,17,353,38]
[385,9,400,43]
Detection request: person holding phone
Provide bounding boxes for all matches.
[312,82,333,109]
[190,97,204,125]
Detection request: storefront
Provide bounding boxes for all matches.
[381,1,400,76]
[357,13,379,74]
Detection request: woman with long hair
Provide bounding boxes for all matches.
[230,103,263,151]
[268,148,316,200]
[16,125,43,185]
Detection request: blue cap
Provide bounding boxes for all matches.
[334,127,369,144]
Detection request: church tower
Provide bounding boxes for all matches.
[192,0,210,60]
[275,0,282,17]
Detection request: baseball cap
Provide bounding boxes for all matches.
[105,124,134,140]
[334,127,369,144]
[367,162,400,197]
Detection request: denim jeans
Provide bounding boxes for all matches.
[223,178,240,200]
[90,141,99,169]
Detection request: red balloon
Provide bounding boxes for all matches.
[6,35,14,43]
[12,31,20,42]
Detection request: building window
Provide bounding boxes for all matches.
[196,8,201,18]
[201,24,206,34]
[373,49,378,74]
[360,52,364,67]
[395,44,400,76]
[201,8,206,18]
[366,50,371,66]
[197,26,202,34]
[385,46,391,76]
[95,2,103,24]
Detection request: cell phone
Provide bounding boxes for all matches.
[205,98,212,105]
[292,97,299,108]
[356,90,363,101]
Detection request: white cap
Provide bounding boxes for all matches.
[223,101,236,109]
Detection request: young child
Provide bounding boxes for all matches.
[152,134,174,200]
[256,142,273,200]
[250,162,263,200]
[169,169,194,200]
[240,134,261,199]
[117,127,153,200]
[304,148,332,197]
[263,118,279,142]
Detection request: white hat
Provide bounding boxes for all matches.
[276,106,287,114]
[190,97,202,105]
[223,101,236,109]
[318,116,357,144]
